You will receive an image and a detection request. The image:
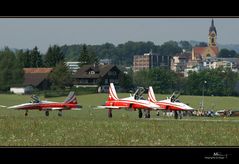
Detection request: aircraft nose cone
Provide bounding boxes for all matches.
[186,105,194,110]
[8,105,17,109]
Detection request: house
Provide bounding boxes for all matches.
[74,64,121,89]
[10,68,53,94]
[171,52,191,74]
[23,68,53,90]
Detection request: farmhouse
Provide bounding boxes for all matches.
[10,68,53,94]
[74,64,121,89]
[23,68,53,90]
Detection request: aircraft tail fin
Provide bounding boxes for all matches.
[64,91,77,104]
[107,83,119,101]
[148,86,157,102]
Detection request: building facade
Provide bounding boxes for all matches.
[171,52,191,74]
[74,64,121,87]
[133,52,171,72]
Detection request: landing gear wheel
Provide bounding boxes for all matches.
[25,110,28,116]
[156,111,160,116]
[45,111,49,116]
[179,111,182,119]
[174,111,178,119]
[108,109,112,118]
[145,110,150,118]
[138,109,143,118]
[58,111,62,117]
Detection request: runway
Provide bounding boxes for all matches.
[148,117,239,122]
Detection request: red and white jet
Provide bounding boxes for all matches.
[7,91,82,116]
[96,83,162,118]
[148,86,194,119]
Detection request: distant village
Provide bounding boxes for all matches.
[9,19,239,95]
[133,19,238,76]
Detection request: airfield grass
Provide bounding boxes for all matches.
[0,93,239,146]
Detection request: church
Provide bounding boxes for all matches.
[191,19,219,60]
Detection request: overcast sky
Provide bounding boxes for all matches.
[0,18,239,53]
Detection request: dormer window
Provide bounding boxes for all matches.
[89,71,95,74]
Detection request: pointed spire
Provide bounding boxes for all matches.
[211,18,214,27]
[209,18,217,35]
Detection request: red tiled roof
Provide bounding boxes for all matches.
[193,47,219,59]
[193,47,219,55]
[23,68,53,74]
[193,47,206,55]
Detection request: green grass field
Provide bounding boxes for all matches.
[0,93,239,146]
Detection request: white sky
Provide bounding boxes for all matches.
[0,18,238,53]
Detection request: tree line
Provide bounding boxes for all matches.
[1,40,239,95]
[61,41,239,65]
[61,41,184,66]
[133,67,239,96]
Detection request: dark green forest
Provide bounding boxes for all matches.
[61,40,183,65]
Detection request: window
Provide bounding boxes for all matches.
[89,71,95,74]
[80,79,88,84]
[211,38,214,43]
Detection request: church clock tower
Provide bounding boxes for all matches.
[208,19,217,47]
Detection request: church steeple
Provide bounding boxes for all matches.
[208,19,217,47]
[209,19,217,35]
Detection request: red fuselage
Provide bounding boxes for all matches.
[154,99,193,111]
[8,101,82,110]
[104,97,160,110]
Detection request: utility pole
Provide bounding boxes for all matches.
[202,80,207,110]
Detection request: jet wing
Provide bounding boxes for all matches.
[42,107,82,111]
[94,106,129,109]
[70,108,82,110]
[39,107,64,111]
[50,107,64,110]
